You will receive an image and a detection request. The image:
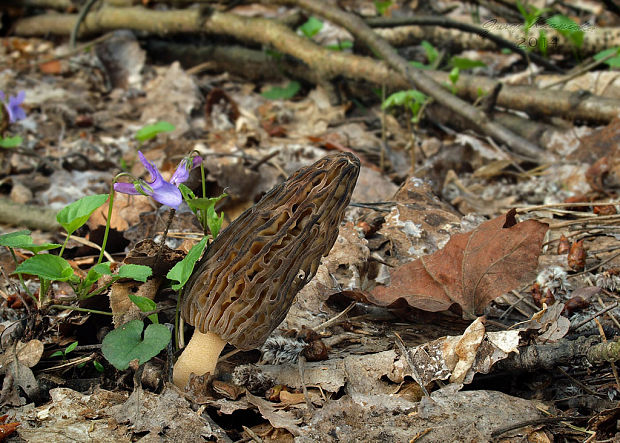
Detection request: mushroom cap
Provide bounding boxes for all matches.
[182,152,360,350]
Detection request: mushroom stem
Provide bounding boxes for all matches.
[172,330,227,388]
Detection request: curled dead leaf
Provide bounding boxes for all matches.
[369,210,549,318]
[567,239,586,271]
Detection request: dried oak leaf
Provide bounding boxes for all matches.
[370,209,548,318]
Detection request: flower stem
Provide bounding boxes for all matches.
[8,247,36,303]
[154,208,175,270]
[98,183,117,265]
[58,234,70,258]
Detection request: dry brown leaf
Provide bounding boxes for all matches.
[370,209,548,318]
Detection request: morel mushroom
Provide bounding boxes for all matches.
[172,152,360,388]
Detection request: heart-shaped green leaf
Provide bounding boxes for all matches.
[101,320,171,370]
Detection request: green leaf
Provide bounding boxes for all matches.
[546,15,584,49]
[167,236,209,291]
[186,194,226,212]
[65,341,78,354]
[0,136,22,148]
[382,90,428,110]
[265,48,283,61]
[374,0,392,15]
[0,231,61,253]
[261,81,301,100]
[92,262,113,275]
[118,264,152,282]
[298,16,323,38]
[56,194,109,236]
[408,60,429,70]
[93,360,104,372]
[135,121,175,143]
[128,294,158,324]
[178,183,196,205]
[101,320,171,370]
[449,57,486,70]
[594,47,620,67]
[50,351,63,358]
[15,254,75,282]
[421,40,438,64]
[449,67,460,85]
[207,206,224,238]
[538,30,548,58]
[594,47,620,60]
[0,230,32,248]
[23,243,62,254]
[326,41,353,51]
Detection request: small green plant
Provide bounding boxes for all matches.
[0,90,26,149]
[382,89,429,124]
[449,57,486,70]
[448,67,460,94]
[50,341,78,360]
[298,16,323,39]
[546,14,584,57]
[3,194,152,307]
[3,145,223,373]
[135,121,175,144]
[409,40,439,69]
[374,0,393,16]
[101,237,208,370]
[261,81,301,100]
[594,47,620,68]
[326,40,353,51]
[516,0,551,55]
[179,185,226,237]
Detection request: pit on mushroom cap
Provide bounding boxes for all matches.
[173,152,360,388]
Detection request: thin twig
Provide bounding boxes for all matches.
[569,251,620,278]
[298,355,315,410]
[394,332,429,397]
[365,15,561,73]
[49,304,113,316]
[314,301,356,332]
[60,232,115,263]
[515,201,620,212]
[70,0,100,48]
[594,318,620,392]
[39,352,97,372]
[571,301,619,331]
[542,51,619,89]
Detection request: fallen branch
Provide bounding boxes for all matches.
[372,19,620,57]
[150,40,620,124]
[0,198,59,231]
[366,15,561,73]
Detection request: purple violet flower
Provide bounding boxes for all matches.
[114,151,202,210]
[2,91,26,123]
